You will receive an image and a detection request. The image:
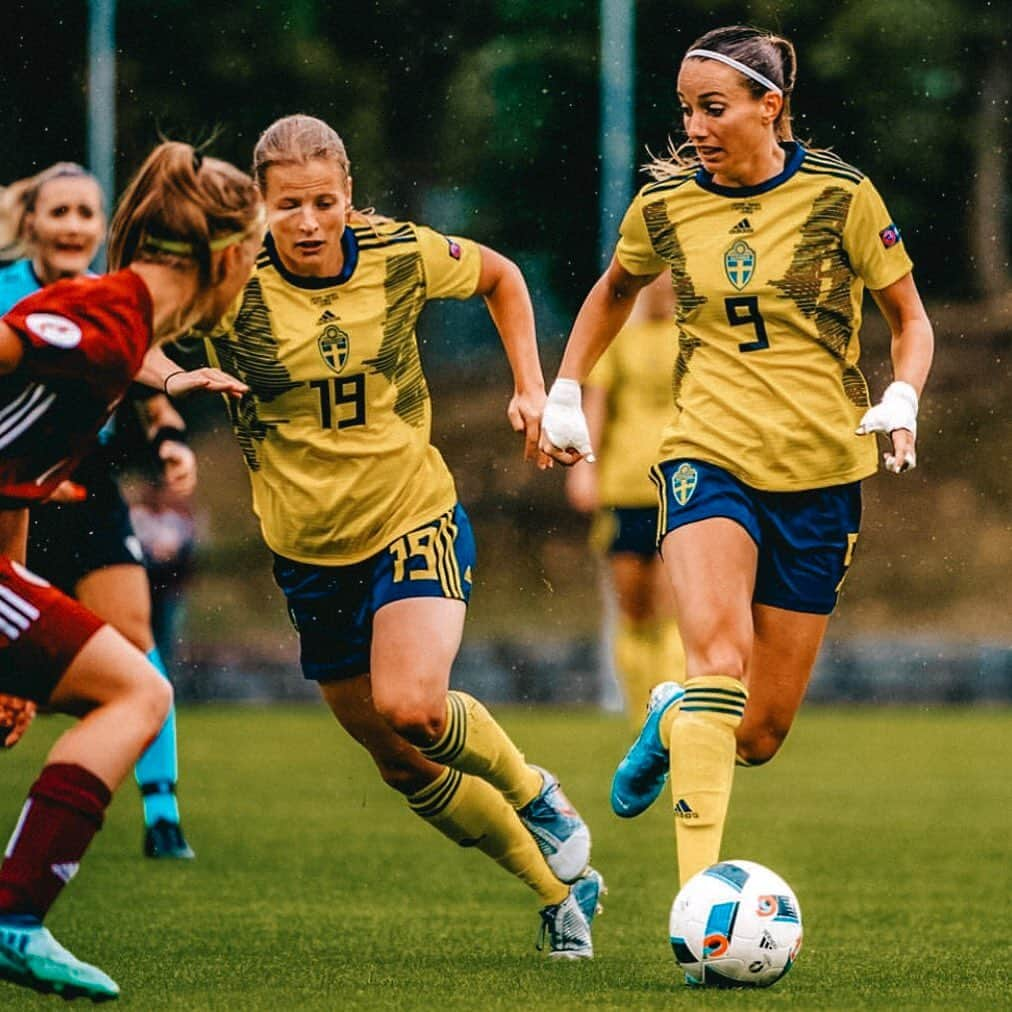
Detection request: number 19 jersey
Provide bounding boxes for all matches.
[615,142,914,492]
[203,220,481,565]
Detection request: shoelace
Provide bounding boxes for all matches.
[535,904,558,953]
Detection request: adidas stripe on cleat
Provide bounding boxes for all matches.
[0,916,119,1001]
[517,765,591,883]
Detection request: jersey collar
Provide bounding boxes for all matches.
[693,141,805,197]
[264,227,359,289]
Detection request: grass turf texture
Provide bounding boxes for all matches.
[1,704,1008,1009]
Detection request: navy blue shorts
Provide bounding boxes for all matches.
[273,504,476,682]
[28,470,144,595]
[652,459,861,615]
[591,507,658,558]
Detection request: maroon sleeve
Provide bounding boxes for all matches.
[1,271,153,387]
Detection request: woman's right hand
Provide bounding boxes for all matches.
[539,379,595,466]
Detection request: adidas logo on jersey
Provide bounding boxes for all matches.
[51,861,80,884]
[673,799,699,819]
[729,218,753,234]
[316,310,339,325]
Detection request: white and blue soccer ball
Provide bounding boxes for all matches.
[669,859,803,988]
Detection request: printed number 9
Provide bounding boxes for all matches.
[725,296,770,353]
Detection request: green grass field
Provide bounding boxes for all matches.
[1,704,1009,1010]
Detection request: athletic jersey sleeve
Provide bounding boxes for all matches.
[615,193,668,277]
[416,226,482,300]
[843,178,914,291]
[2,271,151,382]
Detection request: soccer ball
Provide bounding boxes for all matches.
[668,859,803,988]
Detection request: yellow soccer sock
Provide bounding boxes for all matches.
[668,676,748,887]
[614,616,661,723]
[420,691,542,809]
[408,768,569,906]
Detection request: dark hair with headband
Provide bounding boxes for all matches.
[0,162,101,259]
[685,26,796,141]
[646,25,797,180]
[107,141,261,282]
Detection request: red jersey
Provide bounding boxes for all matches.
[0,270,152,506]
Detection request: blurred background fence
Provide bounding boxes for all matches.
[3,0,1010,702]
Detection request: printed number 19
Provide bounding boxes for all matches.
[725,296,770,353]
[310,373,366,429]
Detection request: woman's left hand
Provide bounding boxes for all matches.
[856,380,919,474]
[159,441,198,496]
[507,388,549,465]
[0,693,37,749]
[165,367,249,400]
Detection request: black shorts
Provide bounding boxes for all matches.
[28,469,144,595]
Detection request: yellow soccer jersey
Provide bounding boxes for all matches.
[615,143,914,491]
[203,220,482,564]
[587,316,677,507]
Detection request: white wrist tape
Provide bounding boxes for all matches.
[856,381,919,438]
[543,379,595,460]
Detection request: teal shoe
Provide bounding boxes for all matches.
[610,681,684,818]
[0,916,119,1001]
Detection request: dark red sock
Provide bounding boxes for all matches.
[0,763,112,920]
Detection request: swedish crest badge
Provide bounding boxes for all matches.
[318,323,350,374]
[724,239,756,290]
[671,462,698,506]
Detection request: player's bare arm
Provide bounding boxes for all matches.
[858,272,935,473]
[474,244,546,464]
[541,260,656,466]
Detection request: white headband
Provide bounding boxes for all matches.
[685,48,783,95]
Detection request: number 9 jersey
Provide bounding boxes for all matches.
[201,220,481,565]
[615,142,914,492]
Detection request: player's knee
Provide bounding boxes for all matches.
[135,667,173,734]
[376,698,445,745]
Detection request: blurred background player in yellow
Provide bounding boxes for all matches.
[0,163,198,859]
[564,271,685,722]
[541,25,933,898]
[146,114,603,958]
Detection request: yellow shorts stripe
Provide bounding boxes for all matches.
[435,511,464,600]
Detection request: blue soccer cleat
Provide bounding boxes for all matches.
[0,915,119,1001]
[518,766,591,883]
[610,681,685,818]
[537,867,605,960]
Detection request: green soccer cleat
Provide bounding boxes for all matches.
[0,916,119,1001]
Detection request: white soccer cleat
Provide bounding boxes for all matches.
[518,765,591,883]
